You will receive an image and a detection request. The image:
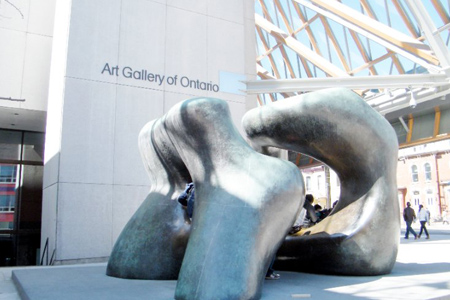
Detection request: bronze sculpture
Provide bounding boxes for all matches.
[107,88,399,299]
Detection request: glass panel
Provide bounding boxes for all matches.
[16,233,40,266]
[18,165,43,230]
[0,130,21,161]
[439,108,450,135]
[0,235,15,266]
[22,132,45,163]
[317,175,322,190]
[411,114,434,141]
[15,164,43,266]
[411,165,418,182]
[0,164,18,230]
[425,163,432,181]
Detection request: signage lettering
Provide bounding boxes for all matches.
[101,63,219,92]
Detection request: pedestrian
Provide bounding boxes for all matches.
[417,205,430,239]
[265,255,280,280]
[403,202,418,240]
[443,210,449,225]
[177,182,195,219]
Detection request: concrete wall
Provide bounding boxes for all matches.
[42,0,256,264]
[0,0,55,131]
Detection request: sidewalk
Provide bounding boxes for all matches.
[2,222,450,300]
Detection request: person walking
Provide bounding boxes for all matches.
[417,205,430,239]
[443,210,450,225]
[403,202,418,240]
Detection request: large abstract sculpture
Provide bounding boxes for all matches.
[243,88,400,276]
[107,88,399,299]
[107,98,304,299]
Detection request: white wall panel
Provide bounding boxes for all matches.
[207,17,245,104]
[0,0,30,31]
[0,29,26,106]
[28,0,57,36]
[164,7,208,96]
[166,0,207,15]
[21,34,53,111]
[117,0,167,90]
[66,0,121,81]
[43,152,60,189]
[57,183,113,260]
[40,184,58,262]
[113,85,163,186]
[43,0,255,263]
[208,0,244,24]
[59,78,116,185]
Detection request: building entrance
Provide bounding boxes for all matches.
[0,129,44,266]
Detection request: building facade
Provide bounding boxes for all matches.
[397,139,450,218]
[1,0,256,266]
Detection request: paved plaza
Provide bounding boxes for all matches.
[1,222,450,300]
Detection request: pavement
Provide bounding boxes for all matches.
[1,222,450,300]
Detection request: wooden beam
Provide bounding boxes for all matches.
[256,64,297,98]
[359,0,376,19]
[319,15,351,72]
[431,0,450,26]
[256,94,263,106]
[434,107,441,138]
[349,50,393,75]
[293,2,322,55]
[406,115,414,143]
[255,14,350,77]
[274,0,294,35]
[391,0,419,38]
[309,0,439,65]
[256,26,281,79]
[279,45,297,78]
[399,134,450,149]
[348,29,378,75]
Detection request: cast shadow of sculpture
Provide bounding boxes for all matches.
[106,88,399,299]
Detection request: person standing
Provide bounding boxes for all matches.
[403,202,418,240]
[443,210,450,225]
[417,205,430,239]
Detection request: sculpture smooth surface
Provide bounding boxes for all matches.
[243,88,400,275]
[107,88,399,299]
[107,98,303,299]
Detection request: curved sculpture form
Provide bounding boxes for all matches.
[106,116,192,279]
[242,88,400,276]
[107,98,304,300]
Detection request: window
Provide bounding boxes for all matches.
[305,176,311,191]
[411,165,418,182]
[426,189,434,206]
[424,163,432,181]
[413,190,420,206]
[0,165,17,229]
[0,165,17,183]
[0,129,44,266]
[0,195,15,211]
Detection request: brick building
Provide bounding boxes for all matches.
[397,139,450,219]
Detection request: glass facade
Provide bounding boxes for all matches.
[0,129,44,266]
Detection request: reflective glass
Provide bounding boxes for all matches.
[0,130,21,161]
[0,164,18,230]
[22,132,45,162]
